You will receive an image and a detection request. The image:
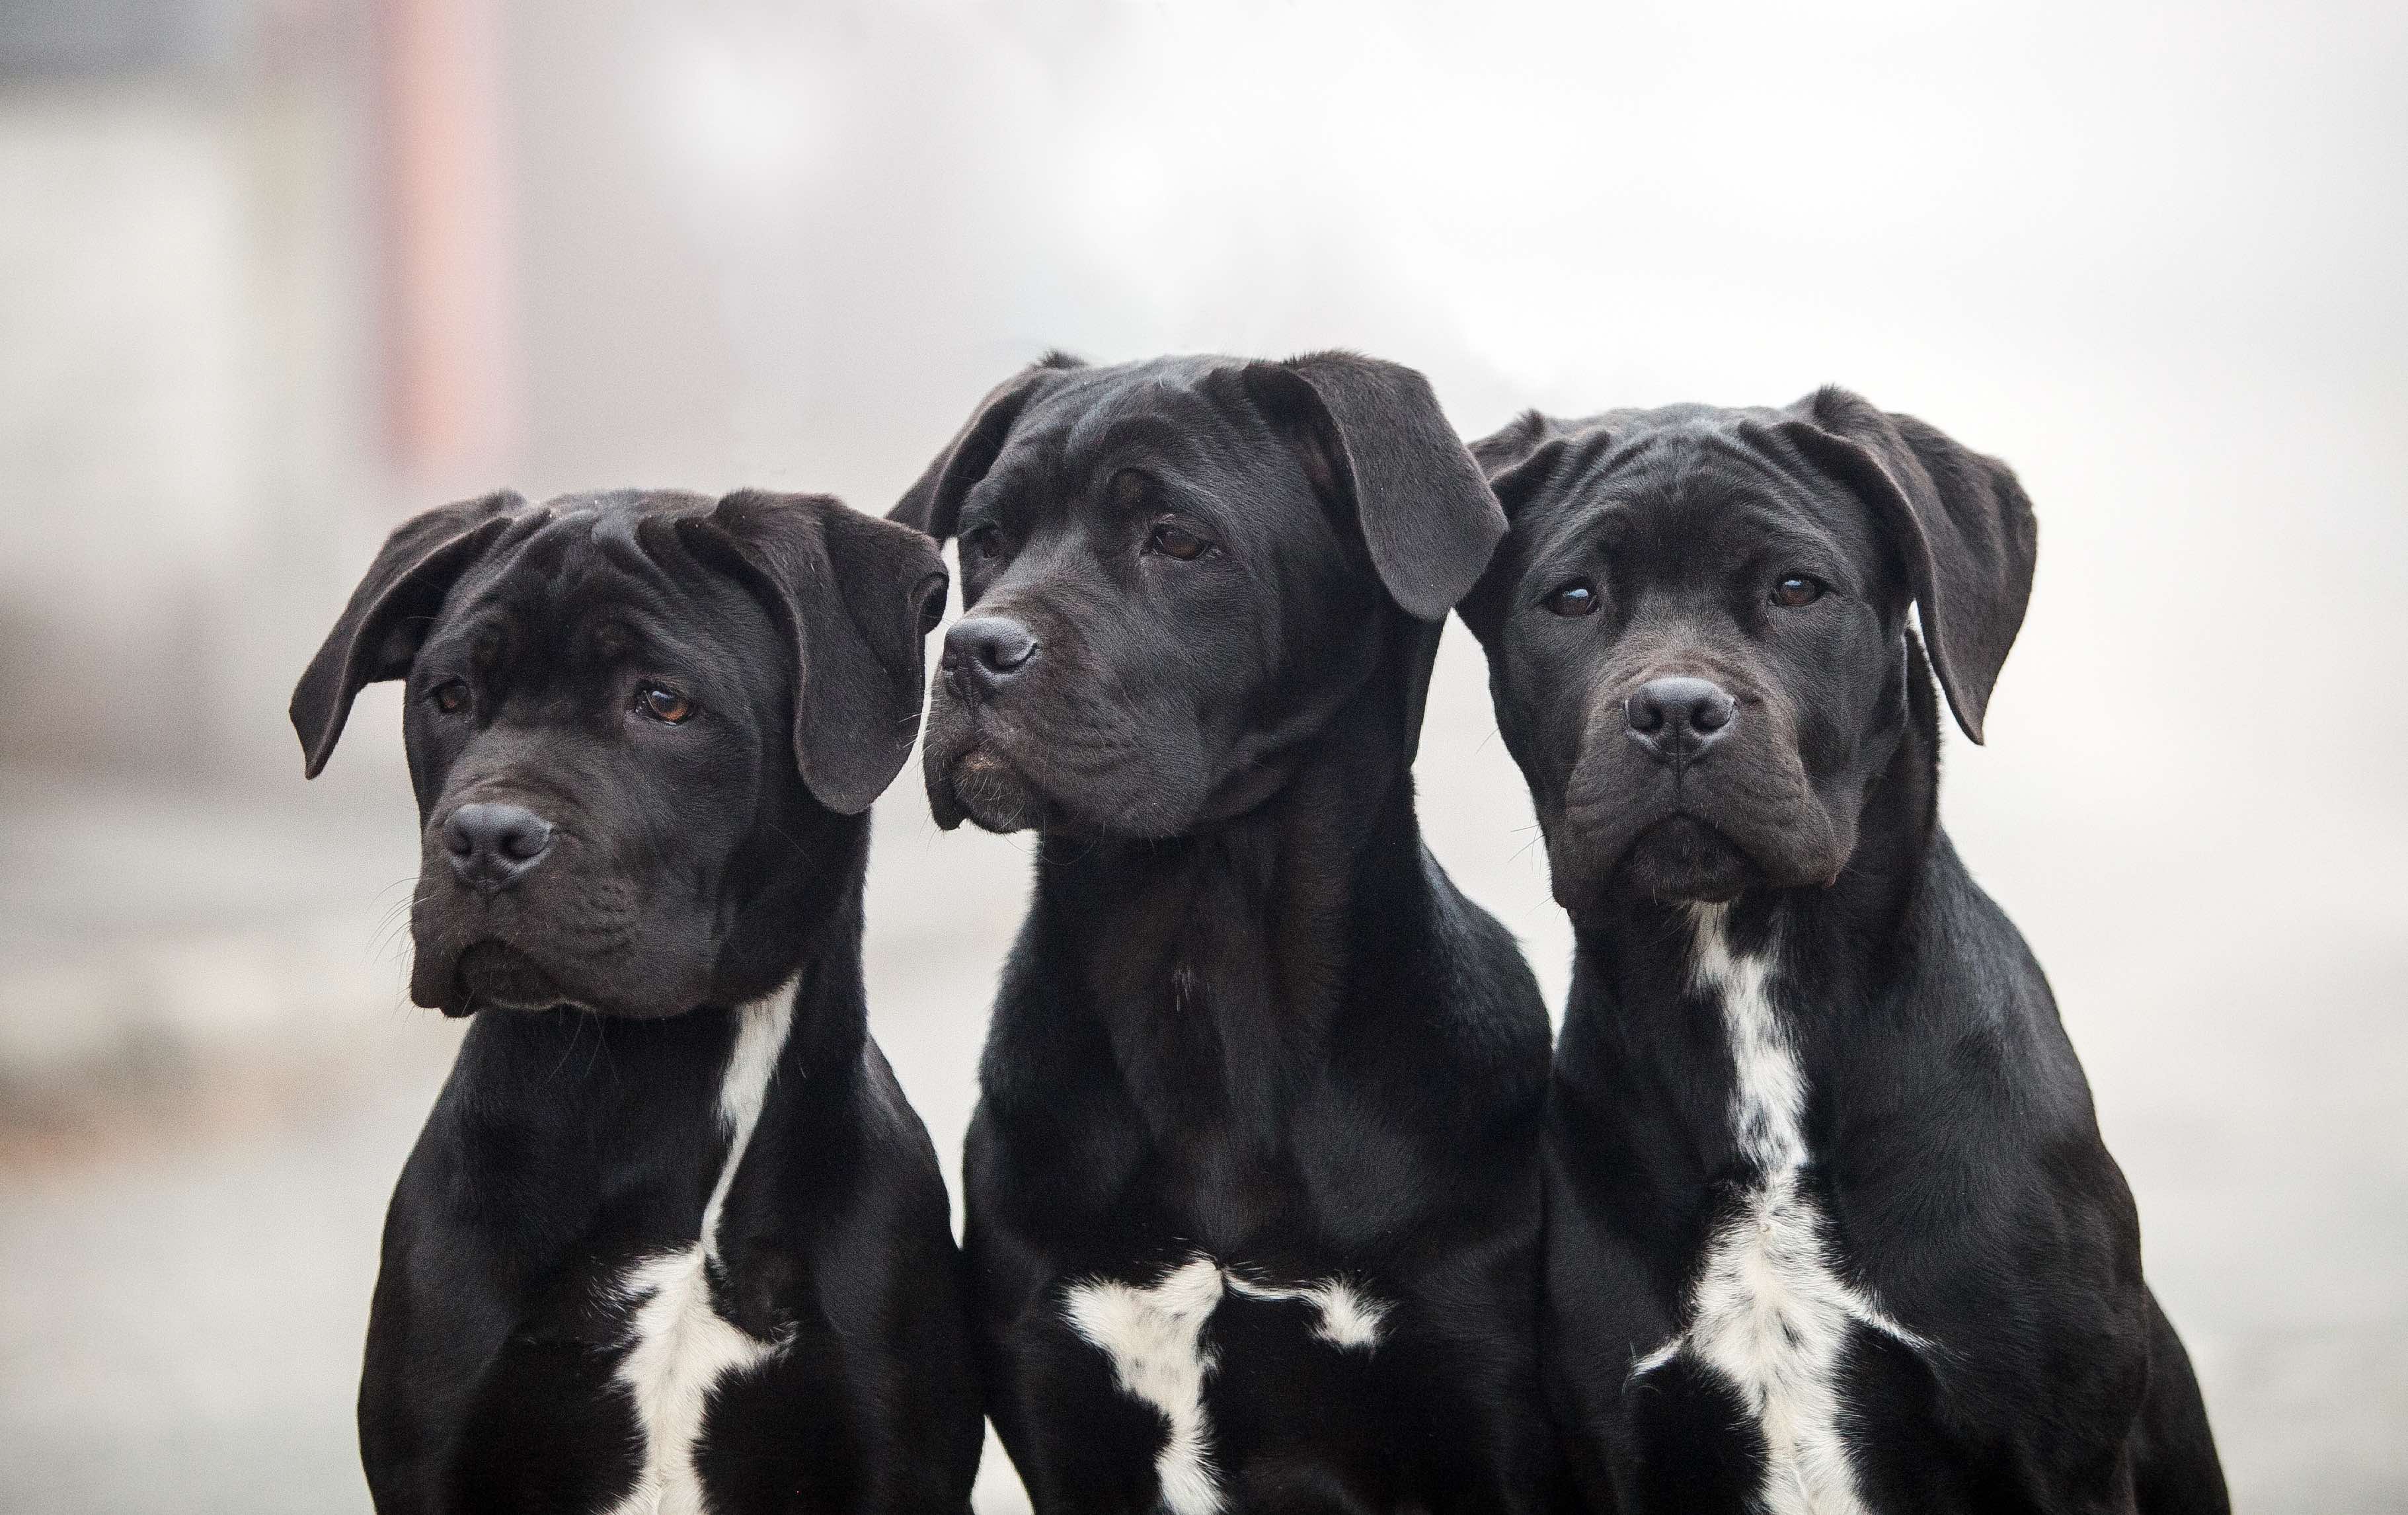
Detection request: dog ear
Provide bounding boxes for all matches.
[1775,387,2039,744]
[1454,411,1574,643]
[890,352,1084,541]
[289,490,526,778]
[1467,409,1573,524]
[680,492,948,816]
[1243,351,1506,621]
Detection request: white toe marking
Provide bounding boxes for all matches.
[1062,1257,1393,1515]
[602,981,796,1515]
[1625,905,1925,1515]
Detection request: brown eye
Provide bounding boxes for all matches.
[1147,522,1212,561]
[431,680,469,713]
[1544,580,1598,617]
[1771,575,1826,608]
[637,684,695,724]
[961,524,1004,563]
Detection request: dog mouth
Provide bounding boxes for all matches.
[1551,786,1847,916]
[921,694,1052,834]
[451,941,580,1015]
[1607,813,1758,906]
[921,673,1205,839]
[940,746,1047,834]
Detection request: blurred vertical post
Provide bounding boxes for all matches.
[379,0,518,486]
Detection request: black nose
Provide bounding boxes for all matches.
[943,615,1039,697]
[1625,676,1737,767]
[443,802,554,892]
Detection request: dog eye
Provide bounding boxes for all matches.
[1147,523,1214,562]
[960,524,1005,564]
[1543,580,1598,617]
[635,684,695,724]
[1771,575,1826,608]
[430,679,470,713]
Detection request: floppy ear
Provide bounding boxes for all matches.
[1467,408,1573,524]
[1242,351,1506,621]
[1455,411,1574,644]
[890,352,1083,541]
[680,492,948,816]
[1774,387,2039,744]
[289,490,526,777]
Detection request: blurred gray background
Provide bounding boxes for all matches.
[1,0,2402,1509]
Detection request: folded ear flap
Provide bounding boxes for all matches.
[1774,387,2039,744]
[681,492,948,816]
[1467,408,1573,522]
[1456,410,1574,643]
[1243,351,1506,621]
[289,490,525,777]
[890,352,1083,541]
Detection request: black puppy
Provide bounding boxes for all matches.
[1462,393,2228,1514]
[291,489,980,1514]
[893,353,1567,1512]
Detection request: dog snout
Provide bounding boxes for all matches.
[1625,676,1736,769]
[443,801,555,892]
[943,614,1040,697]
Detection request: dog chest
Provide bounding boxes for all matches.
[599,985,796,1515]
[1058,1255,1395,1515]
[1627,906,1924,1515]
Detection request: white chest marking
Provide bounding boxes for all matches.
[601,982,796,1515]
[1628,906,1924,1515]
[1060,1257,1391,1515]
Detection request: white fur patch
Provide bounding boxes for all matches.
[1223,1271,1392,1351]
[1062,1257,1391,1515]
[1064,1257,1228,1515]
[602,981,797,1515]
[1627,906,1924,1515]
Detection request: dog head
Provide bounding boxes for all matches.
[291,489,945,1018]
[1461,389,2037,914]
[892,351,1504,838]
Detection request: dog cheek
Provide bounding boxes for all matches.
[1130,724,1218,836]
[1716,756,1859,889]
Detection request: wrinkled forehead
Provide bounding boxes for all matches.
[988,358,1270,500]
[430,495,775,667]
[1523,408,1887,574]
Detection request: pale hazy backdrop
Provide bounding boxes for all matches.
[1,1,2402,1510]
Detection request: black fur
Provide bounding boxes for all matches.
[293,489,976,1513]
[895,353,1568,1511]
[1463,393,2226,1513]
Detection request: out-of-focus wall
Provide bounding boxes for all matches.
[0,0,377,783]
[1,2,2403,1511]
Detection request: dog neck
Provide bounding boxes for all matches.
[1028,623,1436,1149]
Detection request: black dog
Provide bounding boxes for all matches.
[291,489,980,1514]
[1461,392,2228,1513]
[893,353,1567,1512]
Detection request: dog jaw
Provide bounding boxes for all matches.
[449,941,577,1015]
[939,748,1046,835]
[409,908,719,1020]
[1604,815,1759,906]
[919,681,1209,840]
[1547,758,1857,915]
[919,693,1044,834]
